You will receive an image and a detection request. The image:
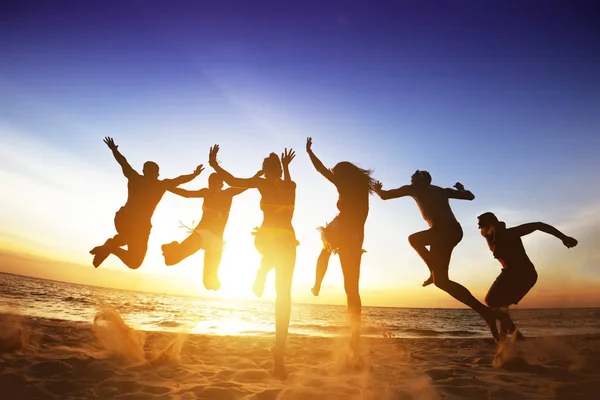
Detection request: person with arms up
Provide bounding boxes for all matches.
[208,144,297,379]
[305,137,374,354]
[90,137,202,269]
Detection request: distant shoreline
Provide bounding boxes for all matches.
[2,270,598,311]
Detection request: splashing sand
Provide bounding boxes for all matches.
[93,308,146,364]
[5,313,600,399]
[0,311,27,353]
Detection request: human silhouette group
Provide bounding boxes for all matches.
[91,136,578,378]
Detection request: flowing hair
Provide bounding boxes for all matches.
[332,161,376,194]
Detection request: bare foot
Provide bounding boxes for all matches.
[92,247,110,268]
[161,242,178,266]
[89,246,103,255]
[252,269,268,297]
[311,285,320,296]
[422,275,434,287]
[271,346,288,380]
[92,239,114,268]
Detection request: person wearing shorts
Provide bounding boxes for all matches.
[477,212,578,338]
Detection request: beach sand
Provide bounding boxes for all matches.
[1,311,599,400]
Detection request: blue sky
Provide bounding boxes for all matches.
[1,1,599,306]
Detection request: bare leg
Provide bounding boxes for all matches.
[110,237,148,270]
[339,248,363,354]
[431,245,499,341]
[162,232,204,266]
[408,230,434,286]
[495,306,525,341]
[253,257,274,298]
[203,249,223,291]
[312,249,331,296]
[272,245,296,379]
[91,235,125,268]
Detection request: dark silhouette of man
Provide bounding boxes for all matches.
[478,212,577,338]
[375,170,499,340]
[90,137,202,269]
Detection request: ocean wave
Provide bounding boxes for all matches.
[400,328,479,337]
[63,296,95,306]
[291,324,385,335]
[290,324,481,338]
[155,320,183,328]
[292,324,346,333]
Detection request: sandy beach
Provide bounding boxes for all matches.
[1,311,599,400]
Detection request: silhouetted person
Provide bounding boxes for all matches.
[305,137,374,351]
[90,137,202,269]
[161,173,248,290]
[478,212,578,339]
[208,144,297,379]
[374,170,499,341]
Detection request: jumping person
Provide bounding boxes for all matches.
[305,137,374,351]
[208,144,297,379]
[161,173,249,290]
[477,212,577,338]
[90,137,203,269]
[374,170,499,340]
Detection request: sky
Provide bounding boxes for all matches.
[1,0,599,308]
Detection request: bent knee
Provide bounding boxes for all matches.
[433,277,450,290]
[485,293,503,309]
[408,234,418,248]
[127,260,143,270]
[127,251,146,270]
[408,233,425,249]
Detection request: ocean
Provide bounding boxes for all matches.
[2,272,600,339]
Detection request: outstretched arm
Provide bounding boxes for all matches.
[208,145,264,189]
[445,182,475,200]
[103,137,138,179]
[163,165,204,189]
[373,181,413,200]
[510,222,578,248]
[306,137,335,183]
[169,188,208,198]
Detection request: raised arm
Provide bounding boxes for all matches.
[103,137,138,179]
[169,188,208,198]
[208,145,264,189]
[281,148,295,182]
[509,222,578,248]
[306,137,335,183]
[373,181,413,200]
[445,182,475,200]
[163,165,204,189]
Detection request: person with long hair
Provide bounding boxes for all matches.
[374,171,500,340]
[477,212,578,339]
[208,144,297,379]
[161,172,249,290]
[90,137,202,269]
[305,137,374,352]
